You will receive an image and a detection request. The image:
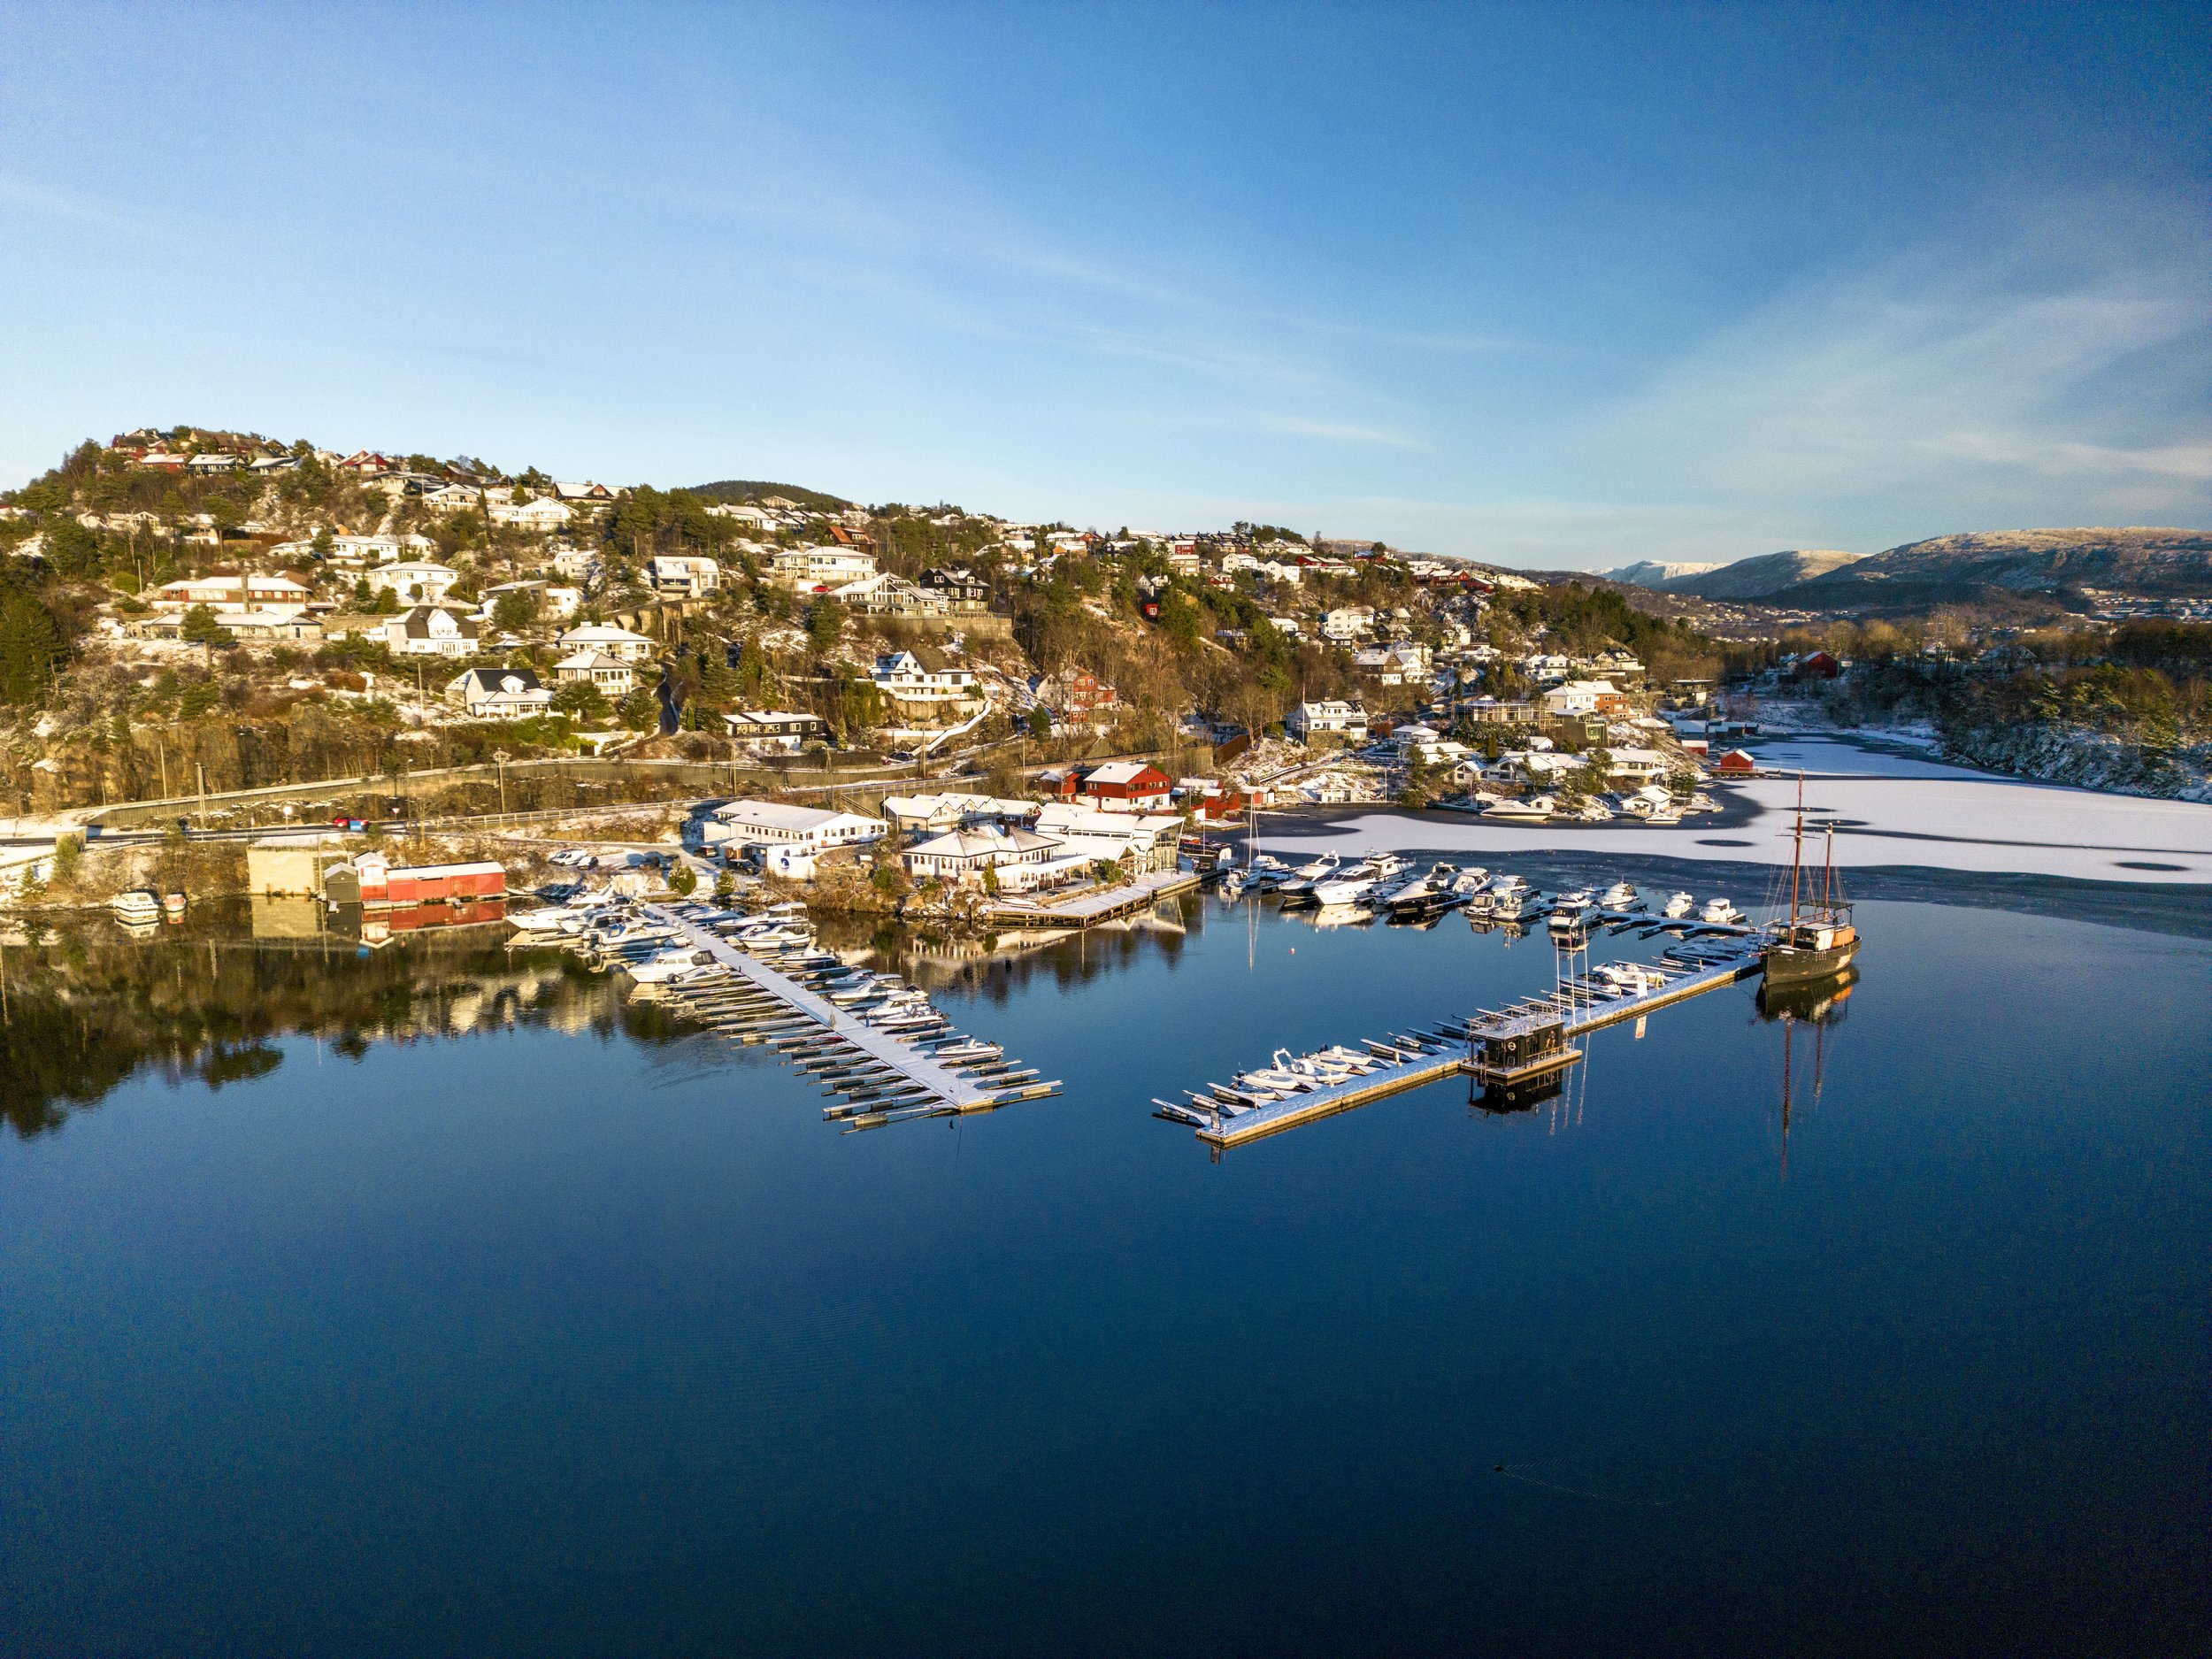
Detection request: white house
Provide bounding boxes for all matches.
[1593,745,1671,785]
[1030,802,1183,872]
[721,710,829,754]
[879,792,1039,836]
[552,480,618,503]
[478,579,580,625]
[445,667,552,720]
[550,547,602,584]
[902,824,1061,889]
[150,572,315,620]
[771,545,878,590]
[1320,605,1375,642]
[872,651,979,706]
[366,560,460,603]
[1286,699,1369,742]
[272,532,434,567]
[491,496,573,533]
[382,605,480,657]
[554,649,637,695]
[557,623,657,664]
[703,801,885,855]
[1540,679,1625,718]
[647,554,722,597]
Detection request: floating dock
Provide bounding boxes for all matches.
[981,869,1200,929]
[1174,944,1767,1149]
[641,904,1060,1126]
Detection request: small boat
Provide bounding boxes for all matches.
[1548,890,1599,933]
[110,888,162,921]
[1271,852,1342,901]
[1216,870,1245,899]
[1448,865,1490,895]
[1598,880,1642,912]
[162,892,188,917]
[1663,891,1694,918]
[1700,897,1744,926]
[1490,889,1542,925]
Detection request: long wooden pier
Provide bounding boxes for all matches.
[641,905,1060,1125]
[1175,943,1768,1149]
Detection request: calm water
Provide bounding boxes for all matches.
[1,879,2206,1655]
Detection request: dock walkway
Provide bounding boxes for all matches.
[1179,945,1767,1149]
[982,868,1199,929]
[643,905,1052,1118]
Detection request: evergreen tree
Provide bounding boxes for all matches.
[0,594,64,704]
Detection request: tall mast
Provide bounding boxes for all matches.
[1789,772,1804,933]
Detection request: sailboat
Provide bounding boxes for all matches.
[1765,780,1860,986]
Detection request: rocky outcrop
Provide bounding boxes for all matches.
[1938,719,2212,803]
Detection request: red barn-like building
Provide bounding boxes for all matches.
[1713,749,1758,776]
[1079,761,1173,811]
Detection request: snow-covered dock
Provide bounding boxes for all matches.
[642,905,1060,1125]
[1169,943,1767,1149]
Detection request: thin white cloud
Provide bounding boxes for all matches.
[0,175,157,237]
[1589,197,2212,522]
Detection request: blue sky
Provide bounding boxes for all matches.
[2,2,2207,568]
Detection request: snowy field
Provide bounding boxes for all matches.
[1269,736,2212,886]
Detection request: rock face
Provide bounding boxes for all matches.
[1601,560,1721,588]
[1784,528,2212,611]
[1939,720,2212,804]
[1663,549,1864,601]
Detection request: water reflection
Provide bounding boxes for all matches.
[0,900,649,1140]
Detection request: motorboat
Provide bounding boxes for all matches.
[1490,889,1542,925]
[1598,880,1642,912]
[110,888,162,922]
[1700,897,1744,926]
[1270,852,1341,900]
[622,947,717,984]
[1448,865,1490,895]
[1381,864,1465,918]
[1548,889,1599,932]
[1310,859,1389,908]
[1663,891,1695,918]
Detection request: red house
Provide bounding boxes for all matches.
[1713,749,1758,776]
[339,852,508,908]
[1791,650,1841,680]
[1079,761,1173,811]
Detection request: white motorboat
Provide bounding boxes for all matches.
[1548,889,1599,932]
[1311,859,1389,907]
[1701,896,1744,926]
[623,947,716,984]
[1599,880,1642,911]
[110,888,162,922]
[1448,865,1490,895]
[1663,891,1695,918]
[1490,889,1542,924]
[1271,852,1341,898]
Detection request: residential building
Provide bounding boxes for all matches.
[446,667,553,721]
[185,452,242,474]
[552,480,618,503]
[1320,605,1375,641]
[554,649,637,696]
[832,572,949,617]
[1286,699,1369,741]
[1540,679,1627,718]
[720,710,830,754]
[1592,746,1670,785]
[491,496,572,533]
[149,572,315,619]
[271,532,434,567]
[557,623,657,664]
[703,801,886,855]
[1078,760,1173,812]
[1027,670,1118,724]
[872,651,979,706]
[550,546,603,585]
[366,560,461,603]
[384,606,480,657]
[1031,802,1182,872]
[771,545,879,590]
[478,579,581,624]
[1462,695,1540,726]
[919,566,988,612]
[879,792,1039,837]
[902,825,1060,889]
[647,554,722,597]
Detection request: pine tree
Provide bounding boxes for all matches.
[0,595,63,704]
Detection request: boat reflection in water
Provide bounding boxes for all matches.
[1758,963,1859,1173]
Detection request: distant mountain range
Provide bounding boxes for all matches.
[1598,559,1722,588]
[1603,529,2212,611]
